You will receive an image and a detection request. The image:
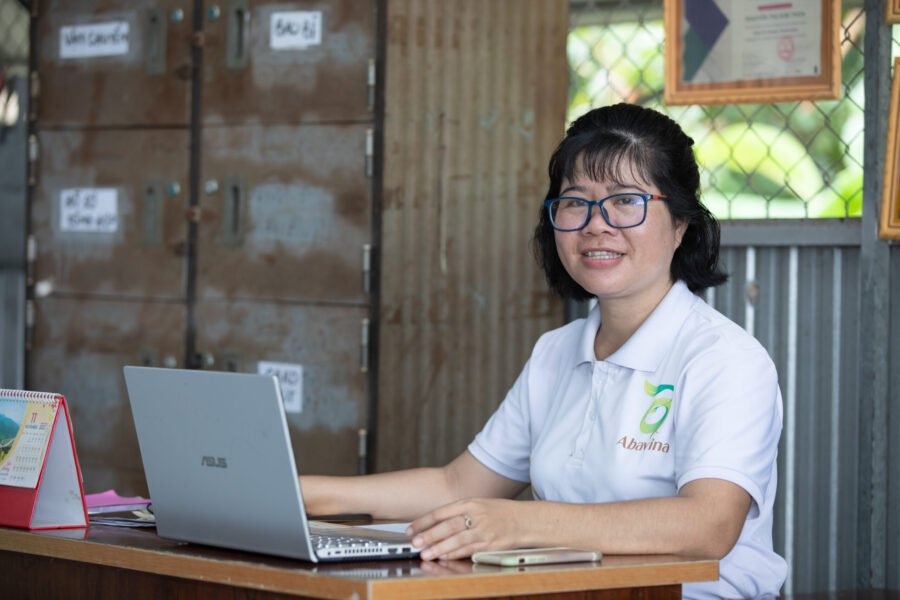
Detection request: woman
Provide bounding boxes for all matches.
[302,103,787,598]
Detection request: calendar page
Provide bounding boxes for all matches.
[0,395,60,488]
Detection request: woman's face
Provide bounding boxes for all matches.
[553,164,687,305]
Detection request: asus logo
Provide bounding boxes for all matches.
[201,456,228,468]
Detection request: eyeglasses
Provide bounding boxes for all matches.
[544,193,669,231]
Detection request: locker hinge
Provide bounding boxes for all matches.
[362,244,371,294]
[367,58,376,111]
[28,71,39,122]
[365,129,374,178]
[359,318,370,373]
[27,134,38,186]
[30,0,39,18]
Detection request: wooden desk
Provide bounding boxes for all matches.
[0,525,717,599]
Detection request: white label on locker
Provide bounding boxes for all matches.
[59,22,130,59]
[258,361,303,414]
[59,188,119,233]
[270,12,322,50]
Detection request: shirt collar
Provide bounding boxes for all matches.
[575,280,698,371]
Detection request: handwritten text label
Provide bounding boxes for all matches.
[60,22,130,59]
[59,188,119,233]
[270,12,322,50]
[258,361,304,414]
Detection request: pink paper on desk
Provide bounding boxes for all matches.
[85,489,150,511]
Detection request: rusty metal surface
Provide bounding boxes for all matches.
[0,269,24,389]
[36,0,193,127]
[194,300,368,475]
[31,129,189,300]
[197,124,371,303]
[375,0,568,471]
[28,297,186,496]
[202,0,375,125]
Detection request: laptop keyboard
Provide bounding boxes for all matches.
[308,525,419,559]
[311,533,388,550]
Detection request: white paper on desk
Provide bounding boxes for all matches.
[90,516,156,528]
[358,522,411,534]
[89,508,155,528]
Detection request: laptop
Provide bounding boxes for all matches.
[123,366,420,562]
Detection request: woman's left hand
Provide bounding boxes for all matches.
[406,498,531,560]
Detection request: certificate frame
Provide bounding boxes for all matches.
[888,0,900,24]
[880,58,900,240]
[663,0,842,105]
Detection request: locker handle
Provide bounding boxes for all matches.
[360,318,370,373]
[357,429,367,475]
[145,7,168,75]
[221,178,244,246]
[226,0,250,70]
[143,180,164,246]
[362,244,372,294]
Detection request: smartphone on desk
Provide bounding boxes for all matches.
[471,547,602,567]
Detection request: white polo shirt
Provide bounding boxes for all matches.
[469,280,787,599]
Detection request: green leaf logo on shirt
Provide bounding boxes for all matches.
[640,380,674,434]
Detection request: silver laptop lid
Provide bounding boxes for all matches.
[124,366,317,561]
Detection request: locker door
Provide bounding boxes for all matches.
[196,124,371,303]
[31,129,189,299]
[201,0,375,124]
[28,298,185,496]
[35,0,193,127]
[193,301,368,475]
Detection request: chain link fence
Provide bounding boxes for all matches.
[568,0,865,220]
[0,0,28,128]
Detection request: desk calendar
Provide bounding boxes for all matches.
[0,390,87,530]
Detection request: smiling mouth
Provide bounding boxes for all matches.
[583,250,624,259]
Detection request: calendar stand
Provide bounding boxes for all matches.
[0,390,88,529]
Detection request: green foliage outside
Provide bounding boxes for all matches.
[567,12,865,220]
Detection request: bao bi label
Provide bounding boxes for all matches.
[60,22,130,59]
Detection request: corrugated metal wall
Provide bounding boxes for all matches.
[890,243,900,592]
[374,5,898,592]
[711,239,862,593]
[377,0,568,470]
[703,4,898,595]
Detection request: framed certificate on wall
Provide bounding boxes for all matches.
[888,0,900,24]
[663,0,841,105]
[880,58,900,240]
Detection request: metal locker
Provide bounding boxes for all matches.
[34,0,193,127]
[26,0,382,488]
[27,297,186,496]
[201,0,376,124]
[193,300,369,475]
[196,124,372,303]
[30,129,189,299]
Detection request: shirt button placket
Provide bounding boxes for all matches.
[591,362,606,421]
[571,362,604,463]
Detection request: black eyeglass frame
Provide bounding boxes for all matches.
[543,193,670,231]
